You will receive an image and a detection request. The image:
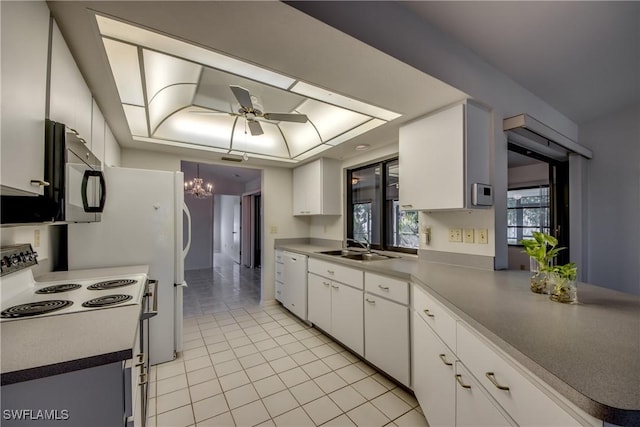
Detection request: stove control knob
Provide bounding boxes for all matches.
[1,256,10,268]
[11,255,21,265]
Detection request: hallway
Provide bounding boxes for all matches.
[146,257,428,427]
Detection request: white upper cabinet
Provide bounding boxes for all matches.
[0,1,50,195]
[293,158,341,216]
[49,20,93,145]
[399,101,491,211]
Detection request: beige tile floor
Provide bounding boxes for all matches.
[146,302,429,427]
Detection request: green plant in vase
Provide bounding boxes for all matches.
[520,231,565,294]
[550,262,578,304]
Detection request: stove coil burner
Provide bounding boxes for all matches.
[35,284,82,294]
[82,294,133,308]
[1,300,73,318]
[87,279,137,290]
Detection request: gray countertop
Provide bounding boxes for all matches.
[1,265,149,385]
[277,243,640,425]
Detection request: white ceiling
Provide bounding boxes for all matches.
[400,1,640,125]
[47,1,466,168]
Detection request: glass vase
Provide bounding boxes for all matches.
[549,273,578,304]
[529,259,550,294]
[530,270,551,294]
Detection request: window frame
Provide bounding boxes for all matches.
[346,158,418,254]
[507,185,551,246]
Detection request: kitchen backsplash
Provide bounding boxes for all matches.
[419,209,495,257]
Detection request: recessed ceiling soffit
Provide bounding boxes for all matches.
[95,14,401,163]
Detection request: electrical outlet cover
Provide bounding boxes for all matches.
[464,228,474,243]
[448,228,462,243]
[478,228,489,244]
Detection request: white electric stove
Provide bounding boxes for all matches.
[0,244,147,321]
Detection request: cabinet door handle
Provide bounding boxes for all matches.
[331,285,339,289]
[327,270,335,275]
[323,282,331,286]
[365,298,376,304]
[485,372,510,391]
[401,204,413,208]
[439,353,453,366]
[455,374,471,389]
[423,309,435,318]
[378,285,389,291]
[30,179,50,187]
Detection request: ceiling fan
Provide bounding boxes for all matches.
[191,85,308,136]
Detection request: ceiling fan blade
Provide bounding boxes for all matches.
[230,85,254,109]
[247,120,264,136]
[263,112,309,123]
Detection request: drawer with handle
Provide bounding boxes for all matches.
[413,284,457,352]
[365,272,409,304]
[308,258,363,289]
[457,323,584,426]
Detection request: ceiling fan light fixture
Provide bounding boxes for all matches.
[96,14,403,164]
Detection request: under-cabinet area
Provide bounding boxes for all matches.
[273,244,636,426]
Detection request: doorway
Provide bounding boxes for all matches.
[507,144,569,270]
[241,192,262,269]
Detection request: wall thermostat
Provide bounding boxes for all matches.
[472,183,493,206]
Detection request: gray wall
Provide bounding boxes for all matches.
[182,164,246,270]
[580,105,640,295]
[184,195,213,270]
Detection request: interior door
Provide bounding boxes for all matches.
[241,194,252,267]
[232,196,241,264]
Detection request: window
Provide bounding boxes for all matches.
[347,158,418,253]
[507,186,550,245]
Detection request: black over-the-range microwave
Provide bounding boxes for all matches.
[1,119,106,224]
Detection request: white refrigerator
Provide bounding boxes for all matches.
[67,166,191,365]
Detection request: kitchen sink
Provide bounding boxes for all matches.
[316,249,397,261]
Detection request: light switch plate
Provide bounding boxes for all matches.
[448,228,462,242]
[477,228,489,244]
[464,228,474,243]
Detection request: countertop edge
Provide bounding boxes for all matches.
[274,243,640,425]
[1,349,132,386]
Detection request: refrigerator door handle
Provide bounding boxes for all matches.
[183,202,192,258]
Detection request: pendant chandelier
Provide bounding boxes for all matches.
[184,164,213,198]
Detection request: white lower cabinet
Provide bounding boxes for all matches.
[412,311,455,426]
[307,259,364,357]
[412,283,589,427]
[275,250,284,303]
[457,323,584,427]
[365,294,410,386]
[455,362,516,427]
[330,282,364,356]
[307,273,332,332]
